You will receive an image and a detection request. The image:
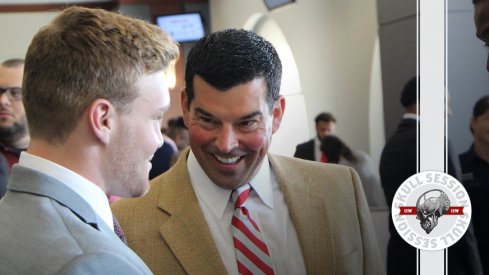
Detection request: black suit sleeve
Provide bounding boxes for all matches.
[294,140,315,161]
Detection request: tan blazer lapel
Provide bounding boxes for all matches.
[268,154,335,274]
[157,150,227,274]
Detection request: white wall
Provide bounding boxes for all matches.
[209,0,383,162]
[0,1,385,164]
[376,0,416,140]
[0,11,58,62]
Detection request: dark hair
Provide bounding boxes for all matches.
[2,59,24,68]
[168,116,187,129]
[400,76,417,108]
[184,29,282,111]
[320,135,357,164]
[473,95,489,118]
[315,112,336,124]
[470,95,489,133]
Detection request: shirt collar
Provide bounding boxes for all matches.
[187,150,274,220]
[315,137,321,147]
[403,113,419,120]
[0,142,25,155]
[18,152,114,231]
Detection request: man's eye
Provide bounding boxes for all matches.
[200,117,214,124]
[239,120,257,128]
[9,88,22,97]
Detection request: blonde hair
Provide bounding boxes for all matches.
[23,6,179,144]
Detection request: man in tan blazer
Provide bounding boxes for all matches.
[112,29,385,275]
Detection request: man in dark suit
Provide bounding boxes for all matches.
[380,77,482,275]
[459,95,489,274]
[0,6,180,274]
[294,112,336,161]
[379,76,418,275]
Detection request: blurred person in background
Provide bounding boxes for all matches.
[459,95,489,273]
[294,112,336,162]
[380,76,482,274]
[166,116,189,165]
[321,135,387,208]
[0,59,29,171]
[0,155,7,198]
[379,76,419,275]
[148,134,178,180]
[166,116,189,152]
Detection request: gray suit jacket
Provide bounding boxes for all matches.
[0,166,152,275]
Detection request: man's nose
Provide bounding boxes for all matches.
[215,125,238,153]
[0,92,11,106]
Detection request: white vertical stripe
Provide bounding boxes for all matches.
[419,0,447,274]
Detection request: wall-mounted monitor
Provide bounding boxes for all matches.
[263,0,295,10]
[155,12,205,43]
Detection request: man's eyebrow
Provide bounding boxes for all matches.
[195,107,214,118]
[195,107,262,120]
[240,111,263,120]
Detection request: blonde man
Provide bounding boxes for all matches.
[0,6,179,274]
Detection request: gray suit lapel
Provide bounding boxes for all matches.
[8,166,101,229]
[8,166,152,274]
[268,154,335,274]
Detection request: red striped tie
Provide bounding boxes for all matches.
[231,184,274,275]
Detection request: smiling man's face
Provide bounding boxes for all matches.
[182,75,284,190]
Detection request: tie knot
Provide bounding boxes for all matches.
[232,184,251,208]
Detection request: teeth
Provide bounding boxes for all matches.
[214,155,241,164]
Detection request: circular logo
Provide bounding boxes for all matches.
[391,170,471,251]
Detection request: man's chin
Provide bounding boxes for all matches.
[125,187,149,198]
[0,124,20,138]
[111,182,150,199]
[136,184,150,197]
[0,124,14,132]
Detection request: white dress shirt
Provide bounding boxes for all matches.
[18,152,114,231]
[187,151,306,275]
[314,137,322,161]
[403,113,419,120]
